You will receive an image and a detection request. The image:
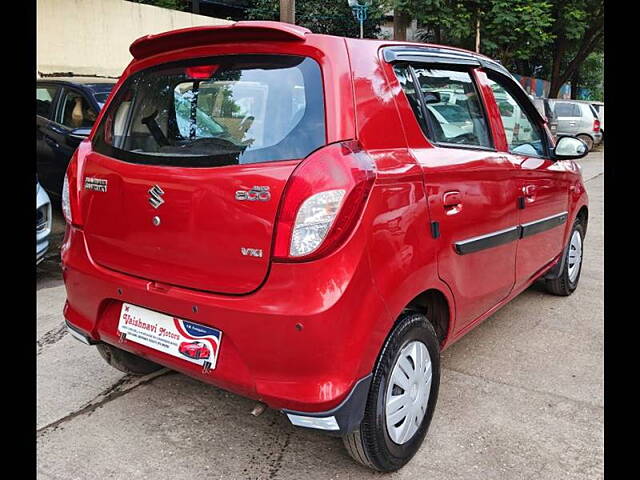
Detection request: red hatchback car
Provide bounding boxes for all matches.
[62,22,589,471]
[179,341,211,360]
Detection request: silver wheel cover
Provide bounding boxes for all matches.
[385,340,432,444]
[567,229,583,283]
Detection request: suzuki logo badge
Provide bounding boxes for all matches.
[148,185,165,209]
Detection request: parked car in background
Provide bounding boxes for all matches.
[531,97,559,140]
[548,99,601,151]
[62,22,589,472]
[591,101,604,139]
[36,179,52,264]
[427,103,474,135]
[37,77,116,198]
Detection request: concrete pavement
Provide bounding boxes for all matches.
[37,150,604,479]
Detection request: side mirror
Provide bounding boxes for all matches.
[553,136,588,160]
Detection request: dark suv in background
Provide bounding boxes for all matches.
[36,77,116,198]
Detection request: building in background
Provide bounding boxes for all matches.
[37,0,231,78]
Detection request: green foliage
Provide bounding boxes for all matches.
[481,0,553,65]
[576,52,603,100]
[247,0,385,38]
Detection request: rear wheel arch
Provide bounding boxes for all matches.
[402,289,452,348]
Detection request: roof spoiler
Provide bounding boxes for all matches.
[130,21,311,60]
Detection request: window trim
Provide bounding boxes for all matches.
[400,62,496,151]
[483,71,552,159]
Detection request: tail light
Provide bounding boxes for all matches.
[62,174,72,223]
[593,119,601,133]
[273,141,376,262]
[62,143,89,227]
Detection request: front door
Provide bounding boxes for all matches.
[482,74,571,290]
[392,64,520,333]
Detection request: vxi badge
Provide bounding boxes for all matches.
[84,177,108,192]
[235,186,271,202]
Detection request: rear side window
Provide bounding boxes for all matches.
[36,86,59,119]
[93,55,325,167]
[394,65,492,148]
[554,102,581,117]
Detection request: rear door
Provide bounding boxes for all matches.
[81,54,327,294]
[392,63,520,332]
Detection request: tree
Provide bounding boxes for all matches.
[546,0,604,97]
[411,0,553,70]
[571,51,603,100]
[247,0,385,38]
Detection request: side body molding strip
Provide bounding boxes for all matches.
[453,211,568,255]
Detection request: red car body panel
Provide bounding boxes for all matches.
[62,23,588,415]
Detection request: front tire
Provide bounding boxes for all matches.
[577,134,594,151]
[545,219,585,296]
[343,312,440,471]
[96,343,163,375]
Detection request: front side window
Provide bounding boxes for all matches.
[93,55,325,167]
[58,90,98,129]
[486,76,546,157]
[394,65,492,148]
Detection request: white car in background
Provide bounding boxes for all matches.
[37,179,52,264]
[426,104,473,139]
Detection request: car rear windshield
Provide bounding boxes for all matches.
[93,55,325,167]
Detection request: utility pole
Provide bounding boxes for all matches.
[280,0,295,25]
[475,6,481,53]
[192,0,200,15]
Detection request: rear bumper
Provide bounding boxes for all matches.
[61,225,388,415]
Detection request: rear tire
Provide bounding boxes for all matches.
[545,219,585,296]
[96,343,163,375]
[342,312,440,471]
[577,134,594,151]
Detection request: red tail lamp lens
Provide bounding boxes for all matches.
[273,141,376,262]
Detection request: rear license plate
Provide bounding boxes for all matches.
[117,303,222,372]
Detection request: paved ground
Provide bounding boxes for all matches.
[37,149,604,480]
